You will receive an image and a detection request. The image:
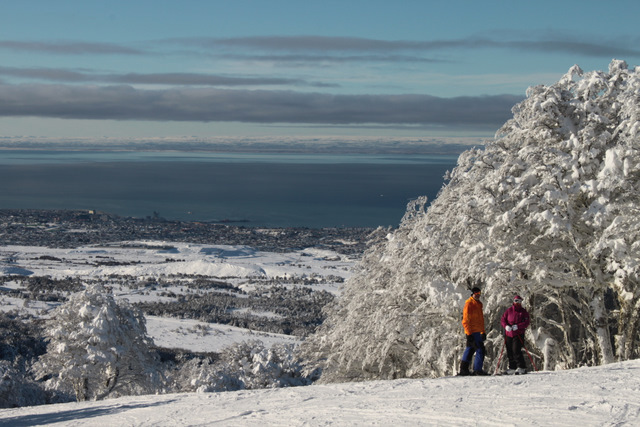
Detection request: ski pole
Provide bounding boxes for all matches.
[494,338,506,375]
[518,334,537,372]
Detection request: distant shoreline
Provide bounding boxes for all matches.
[0,208,376,254]
[0,208,375,229]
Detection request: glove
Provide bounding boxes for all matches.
[505,325,512,332]
[481,333,486,341]
[512,325,518,331]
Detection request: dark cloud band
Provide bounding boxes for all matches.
[0,40,142,55]
[170,35,640,59]
[0,83,521,128]
[3,34,637,59]
[0,66,328,87]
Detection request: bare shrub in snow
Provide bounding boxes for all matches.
[137,285,333,337]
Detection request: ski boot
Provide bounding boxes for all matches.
[457,361,471,376]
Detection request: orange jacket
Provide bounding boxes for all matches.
[462,296,485,335]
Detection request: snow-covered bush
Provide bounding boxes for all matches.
[34,284,164,401]
[220,340,310,389]
[0,311,46,373]
[0,361,47,408]
[171,340,310,393]
[302,60,640,382]
[0,311,48,407]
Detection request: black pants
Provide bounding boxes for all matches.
[505,335,526,369]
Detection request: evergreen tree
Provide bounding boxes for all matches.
[302,60,640,381]
[34,284,164,400]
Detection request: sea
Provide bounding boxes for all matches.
[0,150,458,228]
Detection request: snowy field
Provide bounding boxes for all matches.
[0,240,356,352]
[2,241,640,426]
[1,359,639,426]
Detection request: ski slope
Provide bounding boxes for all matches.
[1,359,639,426]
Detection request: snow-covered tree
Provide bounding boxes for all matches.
[302,60,640,381]
[171,340,310,393]
[34,284,164,401]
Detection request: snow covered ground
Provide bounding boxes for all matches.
[2,241,639,425]
[0,241,356,352]
[0,241,354,289]
[1,359,639,426]
[145,316,300,353]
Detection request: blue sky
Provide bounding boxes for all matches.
[1,0,639,140]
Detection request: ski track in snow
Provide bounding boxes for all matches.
[1,360,639,426]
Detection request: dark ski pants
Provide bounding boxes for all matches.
[505,335,526,370]
[462,332,485,372]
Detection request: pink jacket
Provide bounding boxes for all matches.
[501,304,530,338]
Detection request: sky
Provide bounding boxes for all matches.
[1,0,639,141]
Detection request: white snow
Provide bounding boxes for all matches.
[0,242,354,284]
[145,316,299,353]
[0,241,355,352]
[2,240,639,425]
[1,359,639,426]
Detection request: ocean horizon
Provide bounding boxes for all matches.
[0,150,458,228]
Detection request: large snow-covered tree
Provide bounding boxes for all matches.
[35,284,163,401]
[302,60,640,381]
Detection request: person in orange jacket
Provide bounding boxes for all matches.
[459,287,487,376]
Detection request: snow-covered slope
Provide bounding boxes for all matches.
[1,359,639,426]
[145,316,300,353]
[0,241,354,352]
[0,242,354,285]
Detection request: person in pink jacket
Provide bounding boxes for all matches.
[500,295,530,374]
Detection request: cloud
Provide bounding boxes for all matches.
[110,72,303,86]
[506,40,640,58]
[4,34,637,63]
[0,66,91,82]
[0,83,521,129]
[0,66,330,87]
[168,35,640,59]
[2,34,638,62]
[219,53,448,64]
[0,40,142,55]
[172,36,431,52]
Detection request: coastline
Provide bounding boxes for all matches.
[0,208,376,254]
